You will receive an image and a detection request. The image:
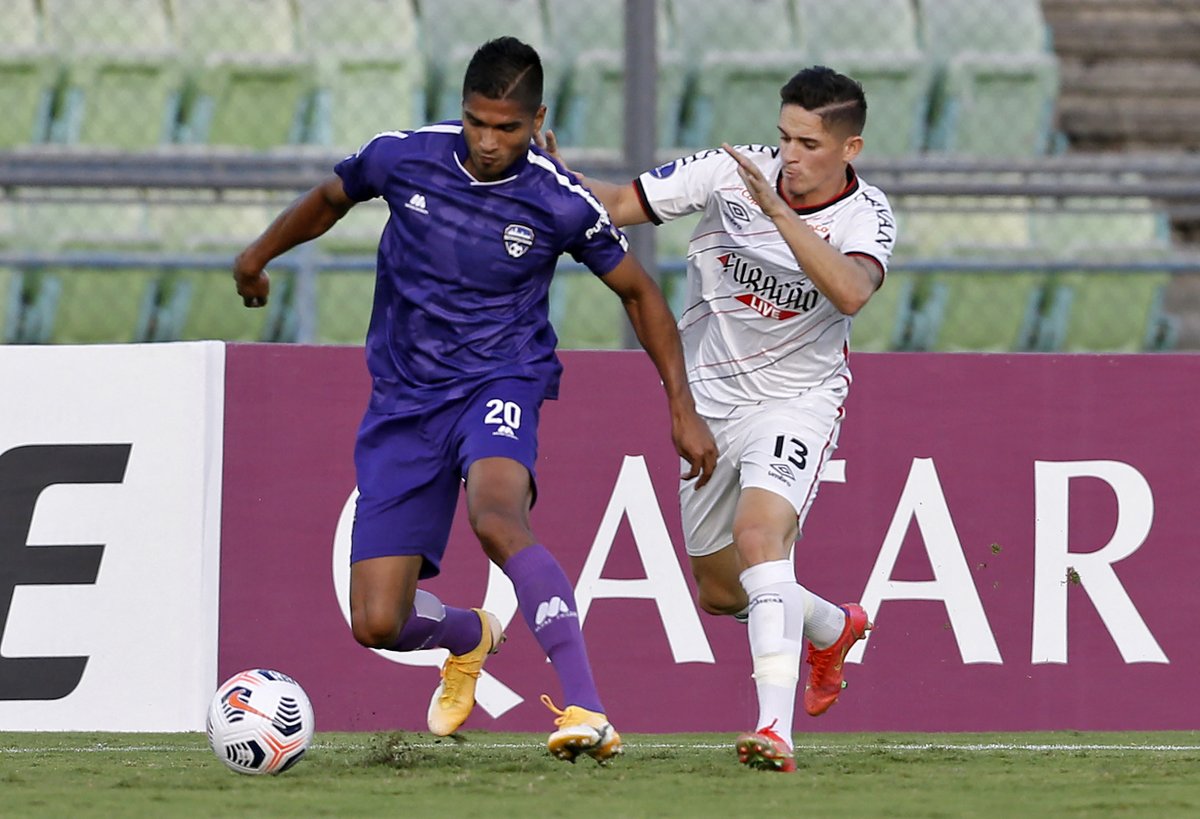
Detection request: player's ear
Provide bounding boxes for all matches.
[533,104,547,133]
[842,134,864,163]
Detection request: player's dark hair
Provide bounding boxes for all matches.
[779,66,867,136]
[462,36,544,114]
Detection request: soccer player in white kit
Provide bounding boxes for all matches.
[541,66,895,771]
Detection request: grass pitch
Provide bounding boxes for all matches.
[2,730,1198,818]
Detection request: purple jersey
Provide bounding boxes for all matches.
[335,123,629,414]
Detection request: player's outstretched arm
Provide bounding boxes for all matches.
[536,128,650,228]
[233,175,356,308]
[601,254,717,488]
[722,143,880,315]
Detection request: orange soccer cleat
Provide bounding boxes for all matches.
[736,721,796,773]
[804,603,872,717]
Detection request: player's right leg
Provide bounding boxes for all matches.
[349,407,506,736]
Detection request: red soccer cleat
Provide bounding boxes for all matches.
[736,722,796,773]
[804,603,873,717]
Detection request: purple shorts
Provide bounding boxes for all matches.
[349,377,544,577]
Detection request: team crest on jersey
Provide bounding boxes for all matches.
[503,224,535,258]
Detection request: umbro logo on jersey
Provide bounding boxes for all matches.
[723,198,753,225]
[768,463,796,484]
[534,596,576,628]
[405,193,428,214]
[503,223,535,258]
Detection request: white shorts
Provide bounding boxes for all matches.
[679,381,847,558]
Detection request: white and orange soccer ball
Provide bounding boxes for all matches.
[206,669,315,775]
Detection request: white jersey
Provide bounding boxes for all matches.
[636,146,896,417]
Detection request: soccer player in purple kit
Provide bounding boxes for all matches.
[232,37,716,764]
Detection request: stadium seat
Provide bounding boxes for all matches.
[545,0,684,149]
[549,268,625,349]
[672,0,802,148]
[850,270,917,352]
[917,0,1060,157]
[41,0,183,150]
[910,270,1048,352]
[1038,271,1177,353]
[894,192,1035,256]
[0,267,22,344]
[311,200,385,345]
[157,267,290,342]
[793,0,933,157]
[316,270,376,345]
[11,192,153,250]
[418,0,554,122]
[0,0,58,148]
[38,263,162,345]
[170,0,314,149]
[145,191,278,251]
[294,0,425,152]
[553,48,689,150]
[1027,196,1172,253]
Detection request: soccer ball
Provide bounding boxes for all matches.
[206,669,315,775]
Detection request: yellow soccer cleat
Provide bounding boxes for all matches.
[426,609,505,736]
[541,694,622,764]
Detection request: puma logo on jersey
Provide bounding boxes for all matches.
[534,596,576,628]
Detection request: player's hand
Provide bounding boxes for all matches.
[673,409,718,489]
[723,143,790,220]
[534,128,580,179]
[232,253,270,308]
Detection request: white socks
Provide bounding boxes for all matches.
[804,595,849,649]
[740,559,806,749]
[734,582,847,649]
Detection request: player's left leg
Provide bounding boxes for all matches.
[458,381,618,763]
[465,456,620,763]
[732,487,806,766]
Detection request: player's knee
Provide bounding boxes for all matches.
[695,577,747,617]
[733,525,785,565]
[350,609,405,649]
[470,509,531,561]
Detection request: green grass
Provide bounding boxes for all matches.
[2,731,1199,818]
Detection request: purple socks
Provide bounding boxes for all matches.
[504,544,604,713]
[389,589,481,656]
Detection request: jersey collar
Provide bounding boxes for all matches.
[453,127,527,186]
[775,165,859,214]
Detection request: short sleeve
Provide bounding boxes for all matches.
[563,197,630,277]
[837,190,897,275]
[634,148,728,224]
[334,132,408,202]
